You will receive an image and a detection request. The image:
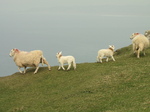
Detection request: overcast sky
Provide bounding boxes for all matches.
[1,0,150,76]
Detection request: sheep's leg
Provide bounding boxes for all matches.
[61,64,65,70]
[18,67,23,73]
[100,57,103,63]
[58,65,61,70]
[58,63,65,70]
[34,66,39,74]
[67,63,71,70]
[48,65,51,70]
[143,51,146,56]
[137,49,140,58]
[23,67,27,74]
[143,49,146,56]
[43,59,51,70]
[106,58,109,62]
[111,56,115,61]
[97,56,100,62]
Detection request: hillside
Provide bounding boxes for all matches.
[0,45,150,112]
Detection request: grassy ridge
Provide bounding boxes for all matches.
[0,45,150,112]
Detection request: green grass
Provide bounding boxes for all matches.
[0,45,150,112]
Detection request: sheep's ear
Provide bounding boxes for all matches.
[14,49,19,53]
[109,45,111,48]
[60,51,62,54]
[135,33,139,35]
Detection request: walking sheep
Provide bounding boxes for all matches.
[56,52,76,70]
[97,45,115,63]
[9,48,51,74]
[130,33,149,58]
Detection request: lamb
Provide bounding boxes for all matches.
[130,33,149,58]
[9,48,51,74]
[97,45,115,63]
[56,52,76,70]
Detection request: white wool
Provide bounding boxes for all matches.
[97,45,115,63]
[130,33,149,58]
[56,52,76,70]
[9,49,51,74]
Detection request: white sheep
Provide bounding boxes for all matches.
[9,48,51,74]
[97,45,115,63]
[130,33,149,58]
[56,52,76,70]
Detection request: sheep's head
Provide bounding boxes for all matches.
[56,52,62,58]
[109,45,115,51]
[130,33,140,40]
[144,30,150,40]
[9,49,19,57]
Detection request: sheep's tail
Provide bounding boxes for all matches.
[73,58,76,70]
[41,55,51,70]
[41,55,44,66]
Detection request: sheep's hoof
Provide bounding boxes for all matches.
[48,67,51,71]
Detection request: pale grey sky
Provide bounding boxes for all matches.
[1,0,150,76]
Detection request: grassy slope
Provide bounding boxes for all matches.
[0,45,150,112]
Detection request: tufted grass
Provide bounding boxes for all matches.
[0,45,150,112]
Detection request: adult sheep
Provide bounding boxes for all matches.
[9,48,51,74]
[130,33,149,58]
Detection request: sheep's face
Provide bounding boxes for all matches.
[130,33,139,40]
[9,49,15,57]
[144,30,150,40]
[9,49,19,57]
[109,45,115,50]
[56,52,62,58]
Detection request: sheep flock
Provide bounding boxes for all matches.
[9,30,150,74]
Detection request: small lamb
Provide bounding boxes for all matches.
[97,45,115,63]
[56,52,76,70]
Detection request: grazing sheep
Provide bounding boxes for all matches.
[144,30,150,40]
[56,52,76,70]
[130,33,149,58]
[9,48,51,74]
[97,45,115,63]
